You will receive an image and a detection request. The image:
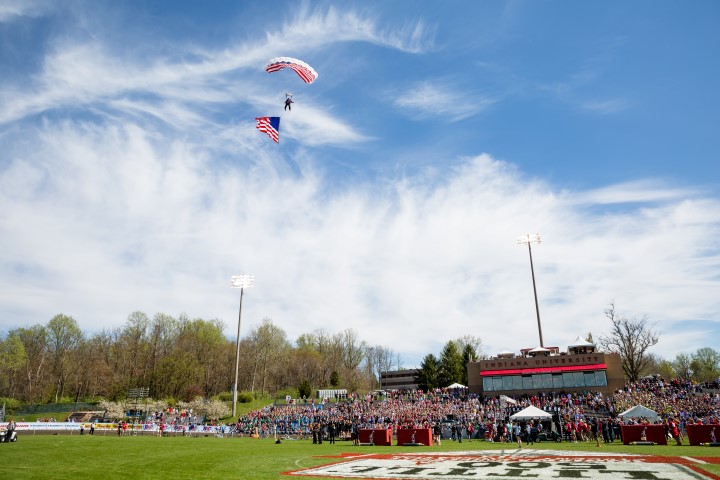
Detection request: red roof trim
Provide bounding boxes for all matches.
[480,363,607,376]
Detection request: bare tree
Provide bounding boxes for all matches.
[248,319,290,396]
[15,325,49,403]
[0,332,26,398]
[672,353,693,381]
[121,311,150,384]
[339,329,366,371]
[395,353,404,371]
[454,335,484,360]
[366,345,394,390]
[598,303,659,382]
[640,353,664,378]
[290,340,324,389]
[690,347,720,382]
[46,314,84,402]
[336,329,367,392]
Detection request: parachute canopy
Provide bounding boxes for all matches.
[265,57,318,84]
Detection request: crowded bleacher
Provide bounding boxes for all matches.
[231,376,720,442]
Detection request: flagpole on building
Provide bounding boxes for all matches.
[517,234,544,347]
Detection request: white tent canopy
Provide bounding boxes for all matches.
[618,405,660,421]
[569,336,595,347]
[510,405,553,420]
[446,383,467,389]
[529,347,550,353]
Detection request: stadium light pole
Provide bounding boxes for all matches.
[230,274,254,418]
[517,234,544,348]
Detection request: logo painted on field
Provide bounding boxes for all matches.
[285,450,720,479]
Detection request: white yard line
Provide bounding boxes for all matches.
[681,456,708,464]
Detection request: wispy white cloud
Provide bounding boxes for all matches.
[541,77,629,116]
[0,4,433,137]
[570,180,697,205]
[0,0,50,22]
[393,81,497,121]
[1,2,719,369]
[281,103,370,146]
[536,40,630,115]
[269,5,434,54]
[579,98,629,115]
[2,121,719,365]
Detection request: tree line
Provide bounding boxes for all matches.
[0,312,397,404]
[1,304,718,406]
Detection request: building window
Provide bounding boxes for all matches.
[503,376,514,391]
[493,377,503,391]
[482,369,608,392]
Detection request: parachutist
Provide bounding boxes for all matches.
[284,97,294,111]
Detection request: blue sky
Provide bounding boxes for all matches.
[1,0,719,368]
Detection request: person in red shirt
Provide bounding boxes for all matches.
[669,418,682,445]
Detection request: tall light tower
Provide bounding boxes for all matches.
[517,234,544,347]
[230,274,254,417]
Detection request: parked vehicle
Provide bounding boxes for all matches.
[1,420,18,443]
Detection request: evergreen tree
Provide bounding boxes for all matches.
[439,341,463,387]
[330,371,340,388]
[415,354,440,390]
[298,379,312,399]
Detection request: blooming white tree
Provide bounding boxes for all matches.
[203,400,230,420]
[179,398,229,421]
[98,400,125,421]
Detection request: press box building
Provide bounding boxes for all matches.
[467,337,625,396]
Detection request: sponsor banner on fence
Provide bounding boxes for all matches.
[1,422,83,431]
[285,450,720,480]
[1,422,221,433]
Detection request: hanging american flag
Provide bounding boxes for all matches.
[255,117,280,143]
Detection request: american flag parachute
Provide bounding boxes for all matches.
[265,57,318,84]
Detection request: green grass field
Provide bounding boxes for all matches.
[2,433,719,480]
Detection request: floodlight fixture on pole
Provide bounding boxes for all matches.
[517,234,544,348]
[230,274,254,418]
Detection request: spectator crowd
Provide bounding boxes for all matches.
[231,376,720,443]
